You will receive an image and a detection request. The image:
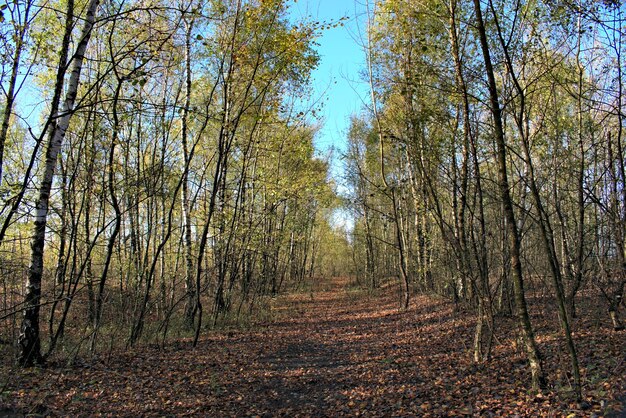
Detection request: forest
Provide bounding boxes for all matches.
[1,0,625,416]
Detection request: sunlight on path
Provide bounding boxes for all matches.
[5,276,626,416]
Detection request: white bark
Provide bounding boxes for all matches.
[18,0,101,366]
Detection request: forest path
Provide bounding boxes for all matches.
[4,276,626,417]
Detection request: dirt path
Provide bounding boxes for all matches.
[3,277,625,417]
[231,277,430,415]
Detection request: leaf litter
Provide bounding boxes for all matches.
[2,276,625,417]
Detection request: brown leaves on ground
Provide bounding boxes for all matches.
[2,277,625,417]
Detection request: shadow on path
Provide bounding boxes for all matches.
[4,276,626,417]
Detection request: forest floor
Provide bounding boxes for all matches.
[1,276,625,417]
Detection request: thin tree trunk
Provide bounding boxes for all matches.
[18,0,100,367]
[489,0,581,397]
[365,0,409,309]
[449,0,491,360]
[472,0,545,390]
[0,0,75,245]
[0,1,33,186]
[91,79,123,352]
[181,19,196,329]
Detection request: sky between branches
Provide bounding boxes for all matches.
[290,0,369,185]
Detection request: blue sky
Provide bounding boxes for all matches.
[288,0,371,232]
[289,0,369,184]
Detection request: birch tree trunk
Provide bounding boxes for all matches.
[182,19,196,329]
[18,0,100,366]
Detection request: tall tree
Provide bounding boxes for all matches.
[18,0,101,366]
[471,0,545,390]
